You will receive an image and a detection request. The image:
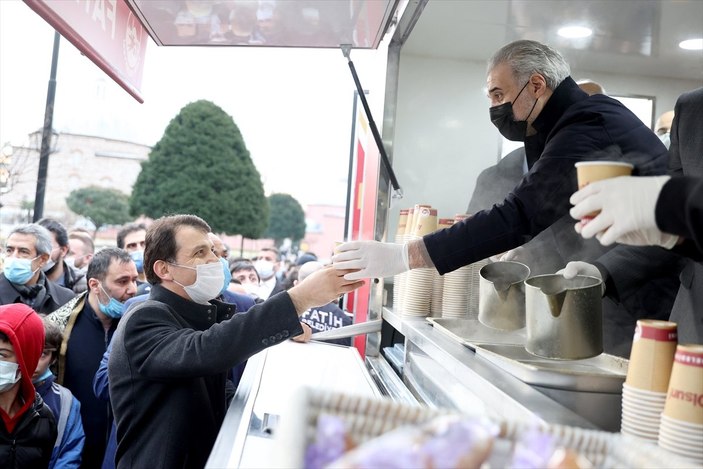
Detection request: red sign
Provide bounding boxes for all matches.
[24,0,148,103]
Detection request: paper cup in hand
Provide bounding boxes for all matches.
[574,161,634,224]
[625,320,677,393]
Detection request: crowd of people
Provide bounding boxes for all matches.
[0,215,358,467]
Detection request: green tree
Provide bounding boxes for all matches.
[66,186,132,232]
[264,193,306,247]
[130,100,269,237]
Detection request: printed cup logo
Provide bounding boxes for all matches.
[668,388,703,407]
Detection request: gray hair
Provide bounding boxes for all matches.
[7,224,53,255]
[488,40,571,90]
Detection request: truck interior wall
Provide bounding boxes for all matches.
[384,52,702,243]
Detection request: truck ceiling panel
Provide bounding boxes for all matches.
[127,0,397,49]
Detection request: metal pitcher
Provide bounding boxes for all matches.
[525,274,603,360]
[478,261,531,330]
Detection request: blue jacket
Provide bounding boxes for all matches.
[34,375,85,469]
[424,76,669,274]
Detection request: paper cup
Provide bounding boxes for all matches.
[575,161,634,221]
[575,161,635,189]
[663,344,703,425]
[625,320,678,393]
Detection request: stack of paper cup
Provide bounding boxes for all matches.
[392,209,409,313]
[658,344,703,464]
[621,320,677,442]
[402,207,437,318]
[430,218,454,317]
[440,214,471,319]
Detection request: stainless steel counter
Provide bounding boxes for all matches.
[207,310,621,467]
[383,308,621,431]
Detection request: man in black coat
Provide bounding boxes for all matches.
[108,214,362,468]
[333,40,670,298]
[1,223,74,315]
[567,86,703,344]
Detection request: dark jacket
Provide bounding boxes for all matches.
[0,393,57,469]
[109,284,303,469]
[597,87,703,344]
[0,273,74,316]
[466,145,682,357]
[424,76,669,274]
[47,293,117,469]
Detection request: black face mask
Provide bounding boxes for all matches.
[489,80,538,142]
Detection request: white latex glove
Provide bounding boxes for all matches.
[499,247,525,262]
[331,240,409,281]
[570,175,679,249]
[556,261,605,296]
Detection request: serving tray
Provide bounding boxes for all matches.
[475,343,628,393]
[427,318,526,349]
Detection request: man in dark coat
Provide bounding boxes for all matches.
[108,214,362,468]
[333,40,671,304]
[566,86,703,344]
[1,223,74,315]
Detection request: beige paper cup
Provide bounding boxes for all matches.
[575,161,635,189]
[575,161,634,221]
[663,344,703,424]
[413,208,438,237]
[625,320,678,392]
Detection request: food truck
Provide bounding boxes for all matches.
[22,0,703,467]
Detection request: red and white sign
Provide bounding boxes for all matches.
[24,0,148,103]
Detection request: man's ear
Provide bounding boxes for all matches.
[37,253,50,268]
[530,73,548,97]
[153,260,172,281]
[59,245,69,259]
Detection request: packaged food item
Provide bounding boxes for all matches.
[325,415,498,469]
[304,415,352,469]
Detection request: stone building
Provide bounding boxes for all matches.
[0,131,150,230]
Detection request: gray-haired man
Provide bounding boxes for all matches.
[0,223,74,314]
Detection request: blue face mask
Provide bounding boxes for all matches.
[3,256,40,285]
[130,250,144,273]
[98,283,125,318]
[219,257,232,294]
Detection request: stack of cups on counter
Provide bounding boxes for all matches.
[621,320,677,442]
[658,344,703,463]
[392,209,409,313]
[440,214,488,319]
[440,214,471,318]
[429,218,454,317]
[402,206,438,318]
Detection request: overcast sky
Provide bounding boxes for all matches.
[0,0,388,207]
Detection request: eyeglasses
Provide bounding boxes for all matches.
[125,240,146,250]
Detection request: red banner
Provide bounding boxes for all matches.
[24,0,148,103]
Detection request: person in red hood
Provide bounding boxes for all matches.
[0,303,57,467]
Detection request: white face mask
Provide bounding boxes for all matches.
[254,259,275,280]
[0,360,21,393]
[171,261,224,305]
[243,282,261,297]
